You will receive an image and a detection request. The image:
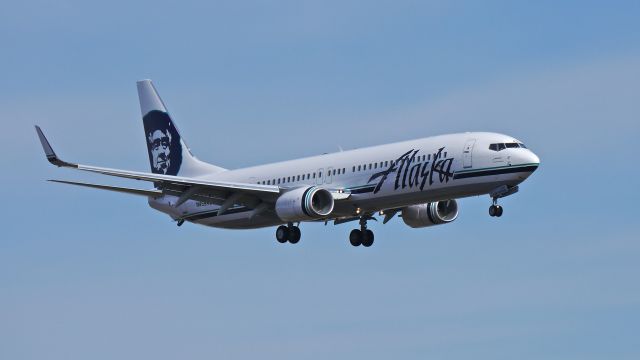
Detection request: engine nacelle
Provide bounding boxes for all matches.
[275,186,334,222]
[401,200,459,228]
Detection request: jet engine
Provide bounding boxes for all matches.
[401,200,459,228]
[275,186,334,222]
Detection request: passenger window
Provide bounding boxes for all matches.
[358,165,361,171]
[333,169,336,176]
[307,173,310,179]
[352,166,355,172]
[385,161,388,167]
[297,175,300,181]
[313,173,316,179]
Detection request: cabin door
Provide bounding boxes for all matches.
[463,139,476,168]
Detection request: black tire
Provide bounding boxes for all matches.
[362,229,374,247]
[496,206,504,217]
[276,225,289,243]
[349,229,362,247]
[489,205,497,217]
[289,226,301,244]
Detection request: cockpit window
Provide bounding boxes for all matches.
[489,142,526,151]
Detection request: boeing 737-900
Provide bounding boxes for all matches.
[35,80,540,247]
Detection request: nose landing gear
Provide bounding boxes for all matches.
[488,185,518,218]
[489,198,504,217]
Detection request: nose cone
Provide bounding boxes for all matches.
[518,150,540,180]
[527,150,540,167]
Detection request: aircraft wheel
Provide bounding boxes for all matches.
[276,225,289,243]
[495,205,503,217]
[489,205,497,217]
[289,226,301,244]
[361,229,374,247]
[349,229,362,247]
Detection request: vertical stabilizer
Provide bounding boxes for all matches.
[136,80,225,177]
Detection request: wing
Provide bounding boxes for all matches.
[48,179,163,197]
[35,126,281,208]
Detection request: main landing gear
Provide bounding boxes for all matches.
[489,198,504,217]
[349,217,374,247]
[276,223,301,244]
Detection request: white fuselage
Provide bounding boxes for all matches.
[149,132,540,228]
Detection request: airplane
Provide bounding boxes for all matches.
[35,80,540,247]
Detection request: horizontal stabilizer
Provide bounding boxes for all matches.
[49,180,163,197]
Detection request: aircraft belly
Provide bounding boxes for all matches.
[192,211,283,229]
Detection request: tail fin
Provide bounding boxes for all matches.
[136,80,225,177]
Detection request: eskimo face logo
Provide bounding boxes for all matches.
[148,129,172,173]
[143,110,182,175]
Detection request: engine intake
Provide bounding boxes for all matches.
[402,200,459,228]
[275,186,334,222]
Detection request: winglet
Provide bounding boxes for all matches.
[34,126,77,168]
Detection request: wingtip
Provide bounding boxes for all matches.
[35,125,55,156]
[34,126,77,168]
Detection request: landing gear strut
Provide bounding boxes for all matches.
[489,198,504,217]
[349,217,374,247]
[276,223,301,244]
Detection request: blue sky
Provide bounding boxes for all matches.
[1,1,639,359]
